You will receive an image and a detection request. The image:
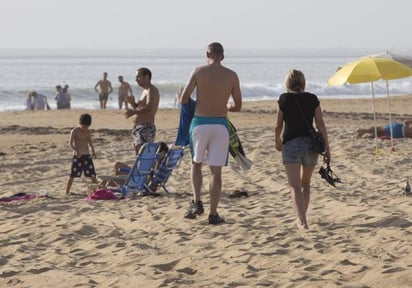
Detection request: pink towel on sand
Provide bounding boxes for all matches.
[85,189,118,201]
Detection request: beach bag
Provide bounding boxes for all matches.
[292,95,325,155]
[309,129,325,155]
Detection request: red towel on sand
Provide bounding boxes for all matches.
[85,189,118,201]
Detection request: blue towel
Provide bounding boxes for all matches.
[175,98,196,146]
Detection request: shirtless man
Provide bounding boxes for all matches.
[179,42,242,225]
[117,75,133,110]
[125,67,160,154]
[356,119,412,139]
[94,72,113,109]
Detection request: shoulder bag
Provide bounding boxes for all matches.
[292,95,325,155]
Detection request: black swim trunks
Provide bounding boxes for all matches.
[70,155,96,178]
[99,93,109,101]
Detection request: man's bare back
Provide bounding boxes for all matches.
[192,63,241,117]
[180,49,241,116]
[178,42,242,224]
[70,127,92,156]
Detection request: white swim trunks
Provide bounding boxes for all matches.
[189,116,229,166]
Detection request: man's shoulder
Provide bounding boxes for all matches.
[149,84,160,93]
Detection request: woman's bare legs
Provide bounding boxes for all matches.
[284,164,315,229]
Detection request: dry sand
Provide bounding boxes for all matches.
[0,96,411,287]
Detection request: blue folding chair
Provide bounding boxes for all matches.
[119,142,160,197]
[148,145,185,193]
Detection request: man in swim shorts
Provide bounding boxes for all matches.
[356,119,412,139]
[111,68,159,183]
[131,123,156,148]
[125,67,159,154]
[118,75,133,110]
[179,42,242,225]
[94,72,113,109]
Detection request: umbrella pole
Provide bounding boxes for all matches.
[371,82,379,155]
[385,80,395,152]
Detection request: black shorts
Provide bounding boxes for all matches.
[99,93,109,101]
[70,155,96,178]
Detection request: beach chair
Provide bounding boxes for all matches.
[98,142,160,197]
[119,142,160,197]
[148,145,185,193]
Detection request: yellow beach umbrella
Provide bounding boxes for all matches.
[328,56,412,153]
[328,57,412,85]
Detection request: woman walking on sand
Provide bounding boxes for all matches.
[274,69,330,229]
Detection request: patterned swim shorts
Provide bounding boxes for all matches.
[70,155,96,178]
[131,123,156,146]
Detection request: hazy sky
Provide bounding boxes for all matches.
[1,0,411,51]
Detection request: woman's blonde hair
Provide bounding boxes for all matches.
[284,69,306,93]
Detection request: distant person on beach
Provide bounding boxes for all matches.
[117,75,133,110]
[25,92,33,110]
[66,113,97,195]
[55,85,70,109]
[124,67,160,154]
[274,69,330,230]
[94,72,113,109]
[62,85,72,109]
[31,91,50,110]
[356,120,412,139]
[179,42,242,225]
[175,86,184,108]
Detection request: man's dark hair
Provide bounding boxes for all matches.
[79,113,92,126]
[137,67,152,81]
[207,42,224,57]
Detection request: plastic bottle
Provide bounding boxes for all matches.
[405,180,411,195]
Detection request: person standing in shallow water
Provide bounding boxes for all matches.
[180,42,242,225]
[274,69,330,230]
[117,75,133,110]
[94,72,113,109]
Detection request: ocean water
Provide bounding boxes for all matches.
[0,48,411,112]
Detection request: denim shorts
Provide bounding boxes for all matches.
[281,137,319,166]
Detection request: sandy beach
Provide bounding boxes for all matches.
[1,96,411,287]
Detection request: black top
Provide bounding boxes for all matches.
[278,92,320,144]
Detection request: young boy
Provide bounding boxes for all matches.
[66,114,97,194]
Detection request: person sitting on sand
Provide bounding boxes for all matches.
[356,120,412,139]
[111,142,169,192]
